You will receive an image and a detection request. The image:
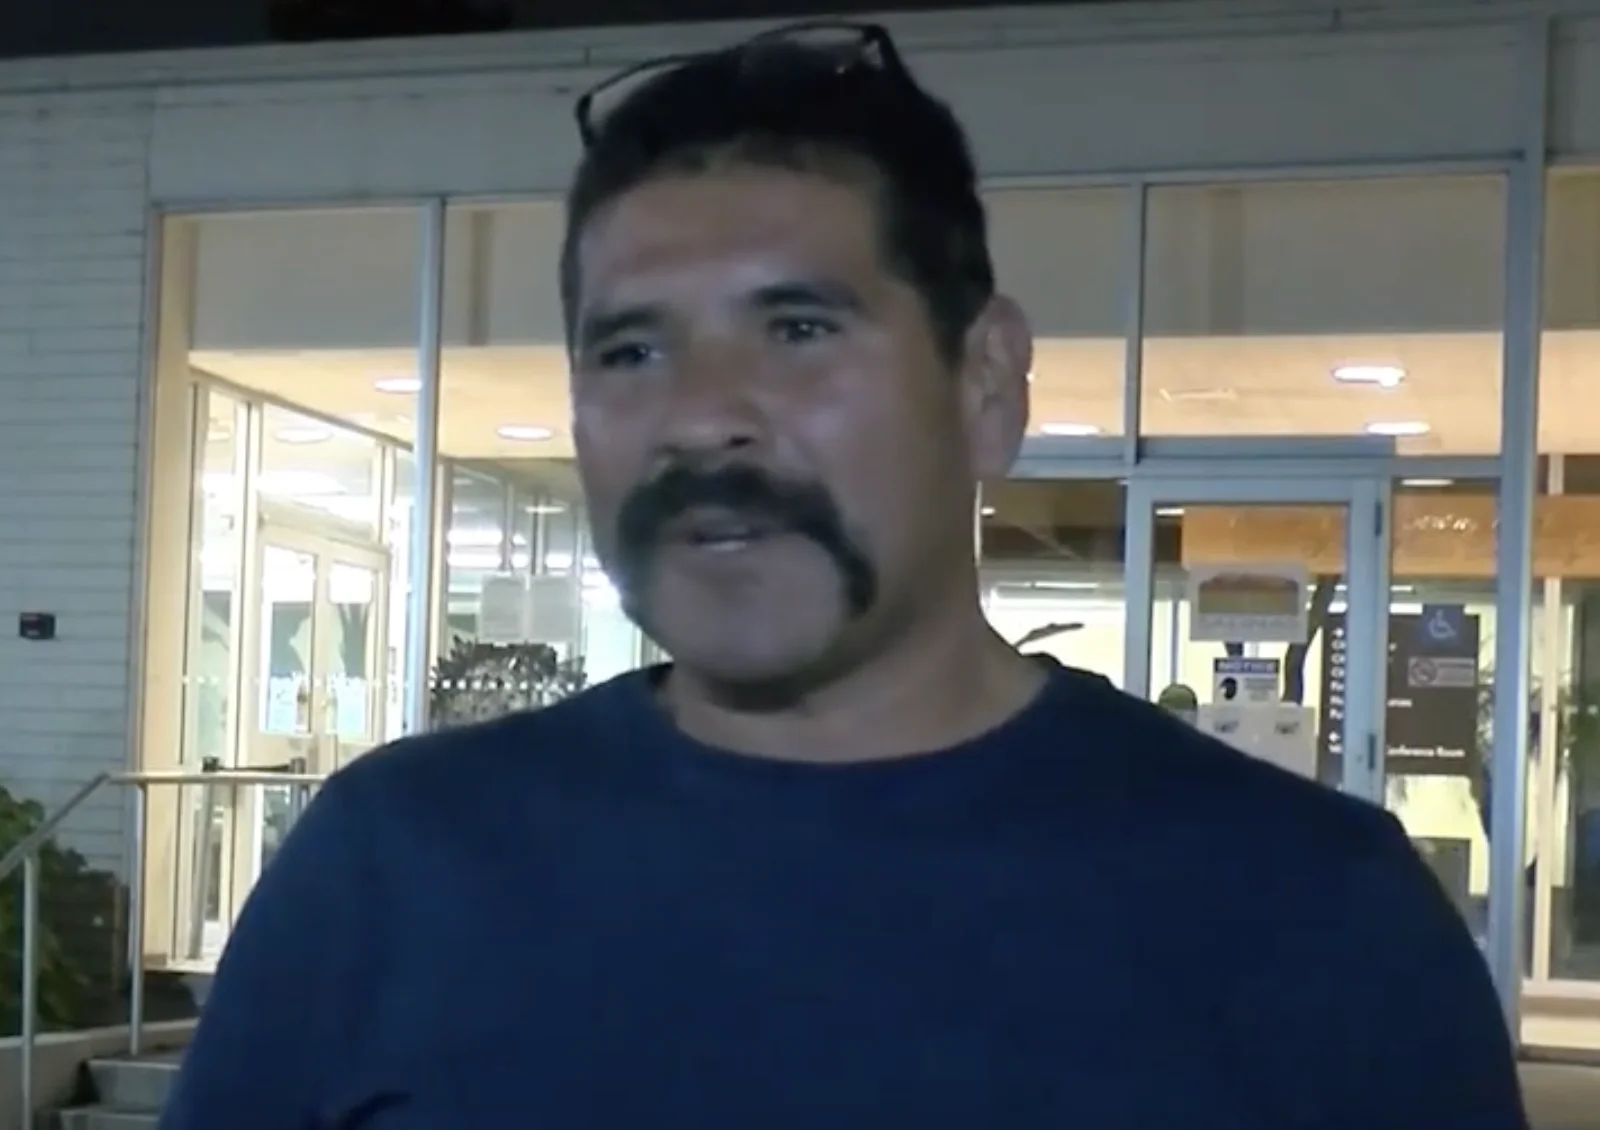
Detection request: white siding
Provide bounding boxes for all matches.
[0,90,152,869]
[142,16,1532,204]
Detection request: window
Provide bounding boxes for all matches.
[1141,177,1506,453]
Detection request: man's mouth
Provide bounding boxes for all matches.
[666,509,784,553]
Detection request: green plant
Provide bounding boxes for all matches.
[0,787,125,1037]
[429,638,589,729]
[1474,674,1600,789]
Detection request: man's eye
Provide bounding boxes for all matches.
[769,317,838,345]
[595,342,659,370]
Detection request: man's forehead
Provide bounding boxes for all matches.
[577,168,879,282]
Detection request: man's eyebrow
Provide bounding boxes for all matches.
[574,281,863,348]
[574,304,664,351]
[749,279,865,313]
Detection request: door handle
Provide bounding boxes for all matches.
[250,754,310,774]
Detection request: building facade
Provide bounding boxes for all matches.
[4,0,1600,1049]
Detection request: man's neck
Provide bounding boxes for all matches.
[660,613,1048,764]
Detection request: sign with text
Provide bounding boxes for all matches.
[1212,657,1281,704]
[1186,563,1309,644]
[1317,609,1481,779]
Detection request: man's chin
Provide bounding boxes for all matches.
[657,633,840,705]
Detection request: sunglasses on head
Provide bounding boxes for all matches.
[573,20,908,148]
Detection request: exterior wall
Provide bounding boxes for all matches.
[0,0,1596,867]
[0,90,152,868]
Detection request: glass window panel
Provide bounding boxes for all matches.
[980,480,1129,687]
[187,389,245,769]
[434,202,643,721]
[987,187,1130,439]
[151,209,422,973]
[257,404,382,532]
[1140,177,1506,454]
[185,207,421,742]
[1535,172,1600,1019]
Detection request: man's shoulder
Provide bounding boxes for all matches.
[1058,667,1432,979]
[1058,666,1403,872]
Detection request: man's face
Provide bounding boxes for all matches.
[568,164,1027,687]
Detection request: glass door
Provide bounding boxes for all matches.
[199,521,390,958]
[1124,473,1391,804]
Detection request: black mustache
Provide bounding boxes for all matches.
[613,464,877,616]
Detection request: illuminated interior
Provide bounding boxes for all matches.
[136,171,1600,1048]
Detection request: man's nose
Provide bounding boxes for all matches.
[656,342,765,458]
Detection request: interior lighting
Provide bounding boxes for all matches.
[1333,364,1406,388]
[497,424,555,442]
[1365,420,1430,437]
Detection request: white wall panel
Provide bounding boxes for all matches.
[0,90,153,872]
[926,25,1523,179]
[146,19,1528,205]
[1553,15,1600,159]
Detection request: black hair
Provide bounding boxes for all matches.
[560,39,995,363]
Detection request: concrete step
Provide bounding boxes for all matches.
[56,1110,159,1130]
[42,1050,1600,1129]
[56,1054,181,1130]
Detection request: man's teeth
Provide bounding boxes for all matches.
[692,528,756,545]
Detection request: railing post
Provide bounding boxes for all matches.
[187,779,216,963]
[127,783,150,1057]
[20,854,40,1130]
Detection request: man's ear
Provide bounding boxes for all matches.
[959,294,1034,480]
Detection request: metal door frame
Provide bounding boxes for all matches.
[194,519,392,959]
[1123,467,1392,803]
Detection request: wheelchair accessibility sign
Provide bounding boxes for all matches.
[1418,604,1466,650]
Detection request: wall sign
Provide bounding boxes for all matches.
[1186,563,1309,644]
[1212,657,1281,704]
[1318,609,1482,779]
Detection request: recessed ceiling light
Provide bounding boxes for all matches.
[497,424,555,442]
[1402,477,1454,488]
[979,505,997,517]
[1038,422,1102,437]
[1365,420,1430,437]
[275,426,333,445]
[375,376,421,394]
[1334,364,1406,387]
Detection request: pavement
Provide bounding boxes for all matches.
[1525,1060,1600,1128]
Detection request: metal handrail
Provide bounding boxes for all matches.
[3,767,331,1127]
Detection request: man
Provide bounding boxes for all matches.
[160,22,1528,1129]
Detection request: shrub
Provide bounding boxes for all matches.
[0,787,125,1036]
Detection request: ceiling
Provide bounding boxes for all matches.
[193,328,1598,462]
[184,171,1600,466]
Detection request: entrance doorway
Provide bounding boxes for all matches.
[190,506,392,960]
[249,516,390,778]
[1123,469,1392,804]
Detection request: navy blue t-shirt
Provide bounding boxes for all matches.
[160,661,1527,1129]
